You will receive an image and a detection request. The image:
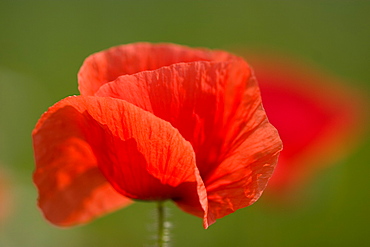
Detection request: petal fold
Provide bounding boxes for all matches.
[32,101,131,226]
[33,96,210,226]
[202,77,283,220]
[205,111,282,219]
[95,59,252,177]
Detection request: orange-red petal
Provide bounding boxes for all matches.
[95,61,230,154]
[78,42,233,96]
[203,76,282,219]
[94,59,251,175]
[32,103,131,226]
[33,96,211,227]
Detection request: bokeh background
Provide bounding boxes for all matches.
[0,1,369,246]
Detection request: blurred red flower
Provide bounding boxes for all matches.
[32,43,282,228]
[246,53,365,201]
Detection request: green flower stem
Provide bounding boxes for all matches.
[157,200,165,247]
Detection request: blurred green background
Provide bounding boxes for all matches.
[0,1,369,246]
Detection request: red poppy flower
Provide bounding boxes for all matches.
[32,43,282,228]
[246,53,365,201]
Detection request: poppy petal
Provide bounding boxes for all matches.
[78,42,233,96]
[203,79,282,219]
[33,96,211,227]
[94,59,251,176]
[32,104,131,226]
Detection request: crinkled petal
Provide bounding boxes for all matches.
[95,59,251,176]
[78,42,233,96]
[204,107,282,219]
[201,75,282,220]
[33,96,211,227]
[32,102,131,226]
